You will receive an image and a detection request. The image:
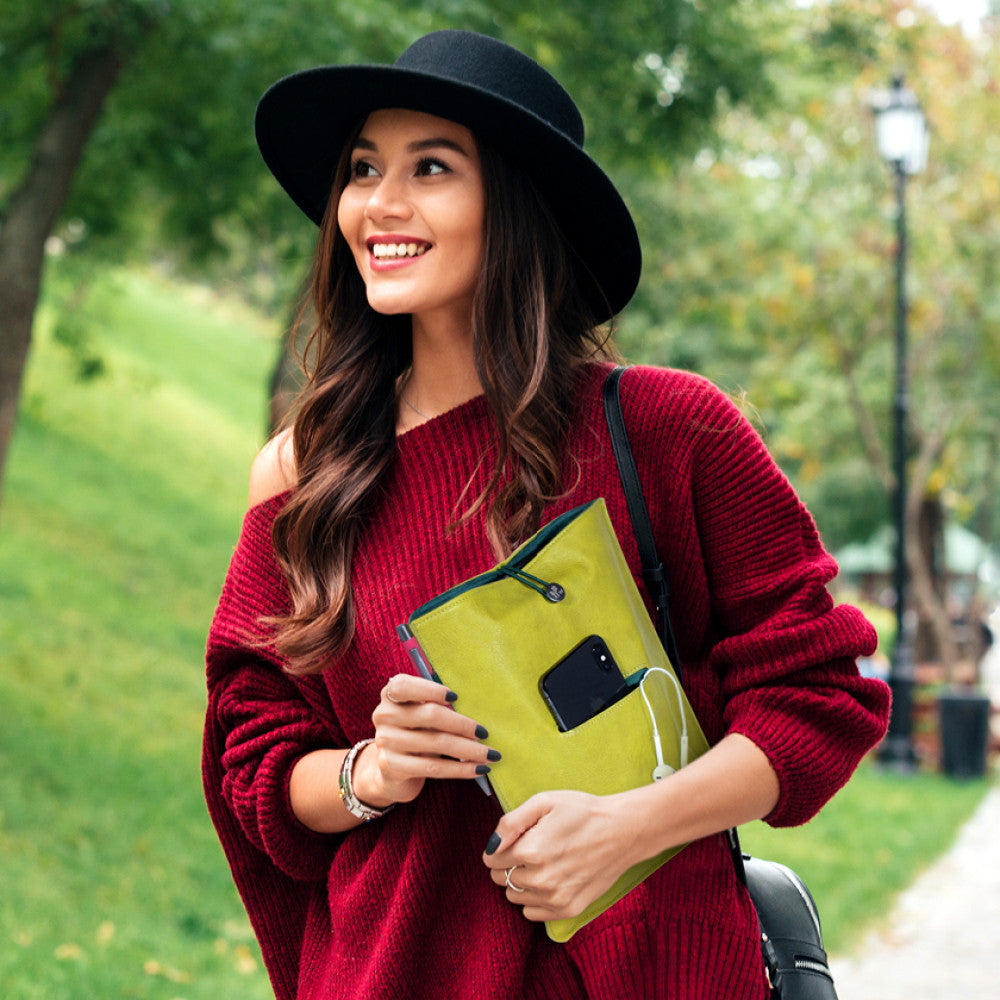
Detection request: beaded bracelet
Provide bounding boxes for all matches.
[338,738,394,822]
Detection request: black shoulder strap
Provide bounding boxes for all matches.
[602,365,747,885]
[602,365,681,679]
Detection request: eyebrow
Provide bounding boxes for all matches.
[351,136,472,157]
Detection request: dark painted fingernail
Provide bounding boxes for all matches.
[445,690,458,702]
[485,831,501,855]
[475,724,489,739]
[475,764,491,776]
[486,749,502,762]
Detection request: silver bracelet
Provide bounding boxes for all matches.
[338,738,393,822]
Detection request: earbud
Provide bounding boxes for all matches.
[639,667,689,782]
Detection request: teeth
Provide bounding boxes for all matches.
[371,242,428,259]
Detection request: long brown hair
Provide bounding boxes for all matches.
[270,133,617,674]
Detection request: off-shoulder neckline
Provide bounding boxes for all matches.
[245,488,293,520]
[394,392,490,443]
[241,392,491,518]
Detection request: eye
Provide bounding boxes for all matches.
[350,159,379,181]
[416,158,449,177]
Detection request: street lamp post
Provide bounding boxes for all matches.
[872,76,928,769]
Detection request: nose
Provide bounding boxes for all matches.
[363,171,412,224]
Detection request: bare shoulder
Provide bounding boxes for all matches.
[248,428,297,508]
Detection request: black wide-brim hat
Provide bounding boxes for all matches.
[255,29,641,320]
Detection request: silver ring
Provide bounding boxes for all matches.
[505,866,526,893]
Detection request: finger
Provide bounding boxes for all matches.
[378,725,500,765]
[483,794,551,865]
[375,698,491,744]
[377,745,493,782]
[520,904,561,923]
[382,673,457,706]
[504,864,530,894]
[488,863,533,893]
[488,864,532,889]
[488,866,577,919]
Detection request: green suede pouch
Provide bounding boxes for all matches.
[402,499,709,942]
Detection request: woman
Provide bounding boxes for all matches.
[203,30,890,1000]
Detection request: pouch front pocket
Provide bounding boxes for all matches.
[528,667,708,803]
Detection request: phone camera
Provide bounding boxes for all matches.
[592,644,612,670]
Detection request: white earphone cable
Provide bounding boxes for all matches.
[639,666,689,780]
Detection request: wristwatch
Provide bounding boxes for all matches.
[338,738,394,822]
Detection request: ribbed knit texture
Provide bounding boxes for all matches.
[202,363,889,1000]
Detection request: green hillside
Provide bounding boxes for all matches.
[0,264,276,999]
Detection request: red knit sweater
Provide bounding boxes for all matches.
[202,363,889,1000]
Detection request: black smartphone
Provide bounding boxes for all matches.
[540,635,627,731]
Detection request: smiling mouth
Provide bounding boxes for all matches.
[368,241,430,260]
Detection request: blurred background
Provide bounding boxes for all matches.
[1,1,997,997]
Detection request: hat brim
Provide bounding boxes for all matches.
[255,64,641,319]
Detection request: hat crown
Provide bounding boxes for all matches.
[394,30,585,147]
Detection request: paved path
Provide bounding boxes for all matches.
[829,778,1000,999]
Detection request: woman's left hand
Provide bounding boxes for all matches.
[482,790,636,922]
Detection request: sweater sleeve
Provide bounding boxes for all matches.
[204,494,344,881]
[211,657,341,880]
[616,367,890,828]
[684,380,890,826]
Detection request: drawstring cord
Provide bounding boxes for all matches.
[497,565,565,603]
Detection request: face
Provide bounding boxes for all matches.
[337,108,486,331]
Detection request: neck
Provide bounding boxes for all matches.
[398,313,483,430]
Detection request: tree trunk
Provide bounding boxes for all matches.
[912,496,945,662]
[977,430,999,543]
[904,425,960,679]
[841,360,893,492]
[0,44,127,504]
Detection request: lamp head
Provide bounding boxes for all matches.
[872,75,929,175]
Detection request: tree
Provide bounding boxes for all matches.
[0,0,782,502]
[0,1,159,500]
[620,0,1000,674]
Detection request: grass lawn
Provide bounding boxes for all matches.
[0,260,991,996]
[0,262,277,1000]
[739,763,989,956]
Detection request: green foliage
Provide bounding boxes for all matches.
[621,0,1000,550]
[8,2,1000,548]
[0,1,166,190]
[490,0,782,170]
[47,268,109,380]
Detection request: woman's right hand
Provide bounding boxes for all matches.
[353,673,499,806]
